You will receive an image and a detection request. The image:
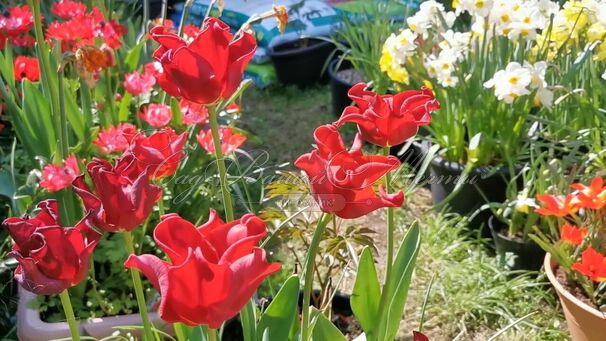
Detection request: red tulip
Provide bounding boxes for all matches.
[124,210,280,327]
[126,128,187,179]
[14,56,40,82]
[2,200,101,295]
[93,123,137,155]
[124,70,156,96]
[72,157,162,233]
[180,99,209,125]
[139,103,172,128]
[149,17,256,104]
[40,154,80,193]
[335,83,440,147]
[197,127,246,155]
[294,124,404,219]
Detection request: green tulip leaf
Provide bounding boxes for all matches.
[256,275,300,341]
[311,308,347,341]
[351,246,381,338]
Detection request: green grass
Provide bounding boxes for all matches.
[399,210,567,341]
[240,85,334,165]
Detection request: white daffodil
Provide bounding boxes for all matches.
[456,0,494,18]
[484,62,532,104]
[438,72,459,87]
[439,30,472,61]
[524,61,548,89]
[407,0,456,37]
[383,29,418,64]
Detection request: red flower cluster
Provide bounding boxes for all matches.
[0,5,35,49]
[139,103,172,128]
[295,124,403,219]
[124,70,156,96]
[560,224,588,246]
[335,83,440,147]
[40,155,80,193]
[149,17,256,104]
[197,127,246,155]
[536,177,606,217]
[51,0,87,19]
[296,84,436,219]
[13,56,40,82]
[125,210,280,327]
[46,7,126,51]
[2,200,101,295]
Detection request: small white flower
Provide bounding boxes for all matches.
[601,70,606,80]
[524,61,548,89]
[439,30,471,61]
[456,0,494,17]
[536,87,554,107]
[407,0,456,37]
[384,29,418,64]
[438,73,459,87]
[484,62,532,104]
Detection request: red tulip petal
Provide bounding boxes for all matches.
[189,17,231,84]
[222,30,257,98]
[125,253,170,297]
[164,47,223,104]
[313,124,346,159]
[154,214,216,265]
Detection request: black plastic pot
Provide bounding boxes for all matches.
[429,155,515,235]
[268,38,335,87]
[488,216,545,271]
[328,59,364,117]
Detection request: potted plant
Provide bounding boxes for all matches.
[532,176,606,341]
[268,1,336,87]
[377,0,564,228]
[487,155,578,271]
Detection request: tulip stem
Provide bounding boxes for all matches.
[123,232,155,341]
[59,290,81,341]
[383,146,394,280]
[301,213,332,341]
[207,328,218,341]
[208,105,235,222]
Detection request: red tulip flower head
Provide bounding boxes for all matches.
[14,56,40,82]
[93,123,137,155]
[335,83,440,147]
[2,200,101,295]
[197,127,246,155]
[149,17,256,104]
[124,70,156,96]
[139,103,172,128]
[126,128,187,179]
[40,154,80,192]
[72,157,162,233]
[125,210,280,327]
[294,124,404,219]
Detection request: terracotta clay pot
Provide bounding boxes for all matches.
[544,253,606,341]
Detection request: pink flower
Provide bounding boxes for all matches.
[93,123,137,155]
[124,70,156,96]
[197,127,246,155]
[180,99,208,125]
[40,155,80,192]
[139,103,172,128]
[144,62,163,78]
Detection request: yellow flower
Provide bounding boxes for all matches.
[379,50,410,84]
[423,80,434,91]
[452,0,459,9]
[563,1,589,32]
[588,23,606,42]
[596,41,606,61]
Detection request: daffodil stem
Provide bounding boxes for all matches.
[208,105,234,222]
[207,328,218,341]
[383,147,394,281]
[59,290,81,341]
[301,213,332,341]
[123,232,154,341]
